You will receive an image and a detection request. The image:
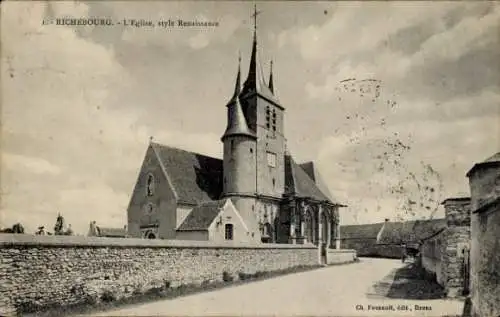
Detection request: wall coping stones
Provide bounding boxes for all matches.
[472,197,500,214]
[441,197,471,205]
[0,234,350,250]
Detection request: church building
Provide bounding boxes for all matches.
[127,9,345,247]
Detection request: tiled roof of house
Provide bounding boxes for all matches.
[285,155,342,205]
[340,222,384,240]
[177,199,227,231]
[466,152,500,176]
[97,227,127,237]
[377,218,447,245]
[151,143,223,205]
[483,152,500,163]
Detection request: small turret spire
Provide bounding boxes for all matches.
[222,55,256,141]
[269,59,274,94]
[229,53,242,104]
[221,96,256,141]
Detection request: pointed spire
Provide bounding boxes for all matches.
[269,59,274,94]
[221,96,256,141]
[228,53,242,104]
[242,4,270,98]
[240,5,280,105]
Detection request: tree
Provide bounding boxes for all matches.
[12,223,24,234]
[54,213,65,235]
[64,224,73,236]
[35,226,46,235]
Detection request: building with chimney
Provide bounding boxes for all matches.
[126,7,344,246]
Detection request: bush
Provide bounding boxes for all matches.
[238,271,251,281]
[100,289,117,302]
[201,279,211,287]
[222,271,233,282]
[145,286,164,296]
[163,279,171,289]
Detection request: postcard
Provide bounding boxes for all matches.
[1,1,499,316]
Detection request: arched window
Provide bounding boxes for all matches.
[272,109,277,131]
[261,222,272,243]
[265,106,271,129]
[144,231,156,239]
[144,203,155,215]
[305,210,313,243]
[225,224,234,240]
[146,173,155,196]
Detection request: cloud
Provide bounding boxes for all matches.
[316,113,498,225]
[1,1,223,233]
[2,154,62,175]
[292,2,499,104]
[1,1,497,231]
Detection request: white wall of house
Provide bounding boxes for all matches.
[208,200,252,243]
[176,206,193,228]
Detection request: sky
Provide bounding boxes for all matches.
[1,1,499,234]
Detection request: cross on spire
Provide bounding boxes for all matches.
[251,4,261,33]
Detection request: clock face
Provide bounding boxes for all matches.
[267,152,276,167]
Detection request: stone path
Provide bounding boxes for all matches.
[88,258,464,317]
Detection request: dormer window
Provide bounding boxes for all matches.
[146,173,155,196]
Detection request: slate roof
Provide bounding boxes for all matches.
[466,152,500,176]
[177,199,227,231]
[299,162,336,203]
[340,222,384,240]
[151,143,223,205]
[97,227,127,237]
[377,218,447,245]
[149,143,340,207]
[285,154,342,205]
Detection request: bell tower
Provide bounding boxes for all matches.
[239,5,286,200]
[221,5,287,242]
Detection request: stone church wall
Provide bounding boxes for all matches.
[0,234,325,315]
[127,145,177,240]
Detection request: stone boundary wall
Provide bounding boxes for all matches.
[441,226,470,297]
[419,198,472,298]
[341,238,402,259]
[421,232,445,286]
[0,234,355,315]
